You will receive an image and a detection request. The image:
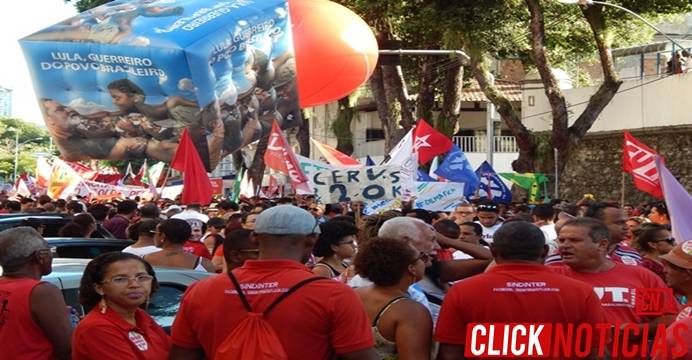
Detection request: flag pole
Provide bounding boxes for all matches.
[620,171,626,206]
[156,165,173,201]
[554,148,559,199]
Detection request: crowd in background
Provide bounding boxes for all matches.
[0,190,690,359]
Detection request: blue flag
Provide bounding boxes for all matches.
[475,161,512,203]
[366,156,376,166]
[417,169,436,182]
[434,145,479,195]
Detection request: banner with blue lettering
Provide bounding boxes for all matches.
[311,165,402,203]
[20,0,300,171]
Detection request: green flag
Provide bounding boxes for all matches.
[147,161,166,187]
[231,167,244,203]
[499,172,548,203]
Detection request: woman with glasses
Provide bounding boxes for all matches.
[353,237,433,360]
[312,221,358,279]
[72,252,169,360]
[635,223,675,280]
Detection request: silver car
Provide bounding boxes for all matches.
[45,258,213,329]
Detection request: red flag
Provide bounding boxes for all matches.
[171,129,213,205]
[413,119,453,164]
[264,121,309,190]
[623,131,664,199]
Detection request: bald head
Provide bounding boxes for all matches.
[378,216,439,253]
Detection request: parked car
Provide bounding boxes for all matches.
[0,213,114,238]
[45,258,212,329]
[47,238,134,259]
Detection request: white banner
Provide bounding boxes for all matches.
[363,182,465,214]
[311,165,403,203]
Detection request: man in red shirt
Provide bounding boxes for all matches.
[553,218,677,357]
[436,221,607,359]
[0,227,73,360]
[170,205,377,360]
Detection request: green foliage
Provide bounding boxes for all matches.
[0,118,52,181]
[65,0,113,12]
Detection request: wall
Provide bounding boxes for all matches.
[559,125,692,204]
[523,71,692,132]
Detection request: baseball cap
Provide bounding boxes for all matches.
[660,240,692,270]
[254,205,321,236]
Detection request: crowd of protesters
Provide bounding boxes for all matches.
[0,190,690,359]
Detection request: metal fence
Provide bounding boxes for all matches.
[452,136,518,153]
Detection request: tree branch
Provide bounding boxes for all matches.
[526,0,570,152]
[569,4,623,143]
[468,54,537,172]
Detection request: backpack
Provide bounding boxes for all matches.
[215,271,324,360]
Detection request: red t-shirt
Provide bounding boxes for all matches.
[72,307,171,360]
[183,240,211,259]
[436,263,607,346]
[652,316,692,360]
[550,263,678,324]
[171,259,374,359]
[0,278,57,360]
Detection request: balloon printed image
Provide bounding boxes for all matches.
[21,0,301,171]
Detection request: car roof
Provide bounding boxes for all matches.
[46,237,133,244]
[0,213,72,220]
[48,258,213,277]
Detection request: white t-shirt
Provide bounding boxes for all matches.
[476,221,502,244]
[122,245,161,257]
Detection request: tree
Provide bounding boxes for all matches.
[0,118,52,181]
[66,0,111,13]
[434,0,690,174]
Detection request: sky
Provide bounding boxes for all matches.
[0,0,77,124]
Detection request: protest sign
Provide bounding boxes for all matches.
[412,182,465,212]
[311,165,402,203]
[362,182,465,214]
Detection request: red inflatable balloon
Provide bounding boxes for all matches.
[289,0,378,108]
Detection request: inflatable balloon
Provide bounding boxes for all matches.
[289,0,379,108]
[21,0,304,169]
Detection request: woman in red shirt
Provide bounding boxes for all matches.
[72,252,170,360]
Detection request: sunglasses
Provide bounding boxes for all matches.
[414,252,433,264]
[655,238,675,245]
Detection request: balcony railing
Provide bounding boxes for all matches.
[452,136,518,153]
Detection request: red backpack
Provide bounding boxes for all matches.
[215,271,324,360]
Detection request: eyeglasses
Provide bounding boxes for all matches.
[455,211,475,215]
[238,249,260,254]
[102,274,154,286]
[338,240,356,246]
[36,246,57,257]
[655,238,675,245]
[414,252,433,264]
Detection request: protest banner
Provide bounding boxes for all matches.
[362,182,465,214]
[412,182,465,212]
[311,165,402,203]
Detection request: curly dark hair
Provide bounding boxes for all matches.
[313,221,358,257]
[79,252,159,312]
[353,237,418,287]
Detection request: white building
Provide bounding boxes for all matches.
[0,86,12,118]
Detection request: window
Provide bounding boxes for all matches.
[56,245,127,259]
[365,128,385,142]
[147,284,187,330]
